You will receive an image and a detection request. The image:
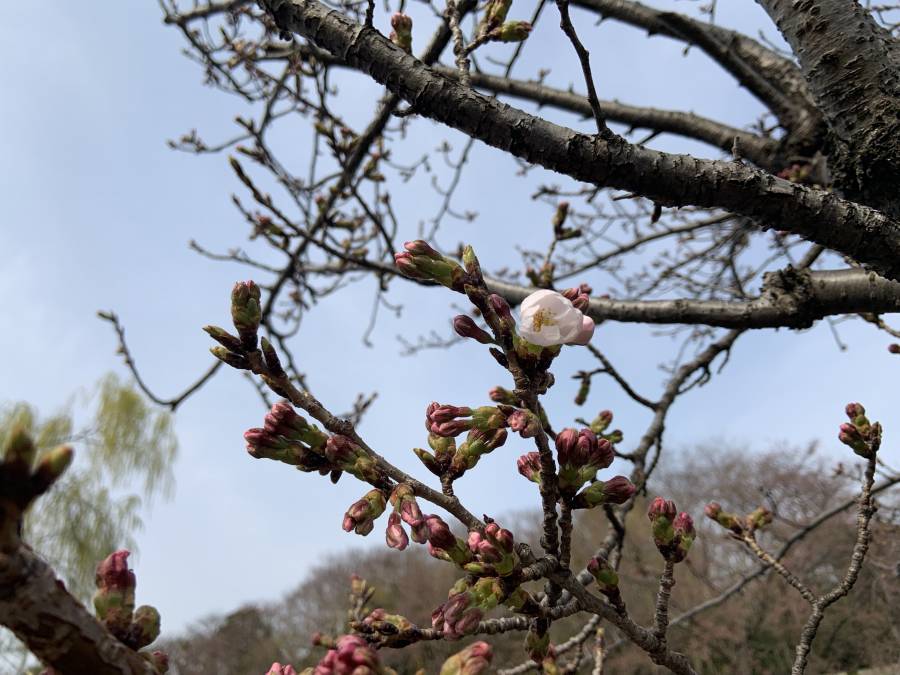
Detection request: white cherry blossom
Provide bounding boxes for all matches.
[517,290,595,347]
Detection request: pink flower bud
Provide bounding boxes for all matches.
[385,512,409,550]
[404,240,438,257]
[845,402,866,419]
[555,428,579,464]
[453,315,494,344]
[506,409,540,437]
[394,251,427,279]
[517,452,542,483]
[424,515,457,550]
[602,476,636,504]
[673,512,694,537]
[267,663,298,675]
[488,294,514,328]
[648,497,677,522]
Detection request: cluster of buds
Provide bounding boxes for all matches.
[206,281,265,370]
[343,489,387,536]
[647,498,695,563]
[432,577,502,639]
[588,409,622,444]
[839,402,881,459]
[244,401,330,473]
[389,13,413,53]
[704,502,772,536]
[517,290,595,348]
[93,551,168,671]
[384,484,427,550]
[426,403,509,438]
[352,608,416,648]
[440,641,493,675]
[561,284,591,312]
[465,521,518,576]
[312,634,396,675]
[555,427,614,494]
[325,435,383,483]
[394,241,467,292]
[0,426,73,523]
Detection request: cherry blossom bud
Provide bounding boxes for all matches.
[517,452,542,483]
[454,316,494,344]
[314,635,381,674]
[704,502,743,534]
[93,550,136,638]
[488,294,515,331]
[427,403,474,437]
[587,555,619,595]
[555,428,579,463]
[572,475,635,508]
[210,346,250,370]
[495,20,532,42]
[506,409,540,438]
[267,664,298,675]
[126,605,161,649]
[423,515,457,550]
[231,280,261,350]
[518,290,591,347]
[203,325,243,352]
[343,489,387,536]
[394,242,466,291]
[648,497,677,547]
[672,512,695,561]
[590,410,613,434]
[747,506,773,531]
[845,402,866,420]
[889,343,900,354]
[440,641,493,675]
[390,12,413,53]
[386,512,410,550]
[390,483,424,527]
[489,386,518,405]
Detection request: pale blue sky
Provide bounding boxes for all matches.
[1,0,896,639]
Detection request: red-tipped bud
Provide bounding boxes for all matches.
[386,512,410,550]
[517,452,542,483]
[454,315,494,344]
[440,641,493,675]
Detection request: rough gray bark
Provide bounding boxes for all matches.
[261,0,900,282]
[757,0,900,215]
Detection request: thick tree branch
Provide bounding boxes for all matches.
[488,268,900,329]
[259,0,900,282]
[757,0,900,214]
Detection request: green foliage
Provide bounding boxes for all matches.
[0,374,177,671]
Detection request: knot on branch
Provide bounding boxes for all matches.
[760,266,815,328]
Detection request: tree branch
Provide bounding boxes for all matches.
[259,0,900,281]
